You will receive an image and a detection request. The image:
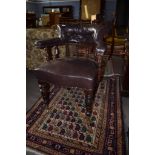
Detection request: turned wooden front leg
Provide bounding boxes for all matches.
[38,80,50,104]
[84,90,94,116]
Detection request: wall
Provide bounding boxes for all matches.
[104,0,117,21]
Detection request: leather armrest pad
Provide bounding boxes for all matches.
[34,38,65,49]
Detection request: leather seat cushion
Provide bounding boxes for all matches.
[34,58,98,90]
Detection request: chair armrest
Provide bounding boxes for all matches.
[95,43,107,81]
[34,38,65,49]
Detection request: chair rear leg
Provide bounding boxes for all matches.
[38,80,50,104]
[84,90,94,116]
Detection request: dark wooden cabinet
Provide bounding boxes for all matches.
[26,13,36,28]
[43,5,73,26]
[48,12,62,26]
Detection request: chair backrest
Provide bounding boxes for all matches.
[57,23,111,54]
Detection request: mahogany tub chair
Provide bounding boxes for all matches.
[33,23,110,116]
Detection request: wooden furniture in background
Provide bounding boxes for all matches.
[43,5,73,26]
[26,13,36,28]
[104,17,128,59]
[49,12,63,26]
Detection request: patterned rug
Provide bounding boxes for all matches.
[26,76,125,155]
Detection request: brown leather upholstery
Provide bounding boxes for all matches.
[34,58,98,90]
